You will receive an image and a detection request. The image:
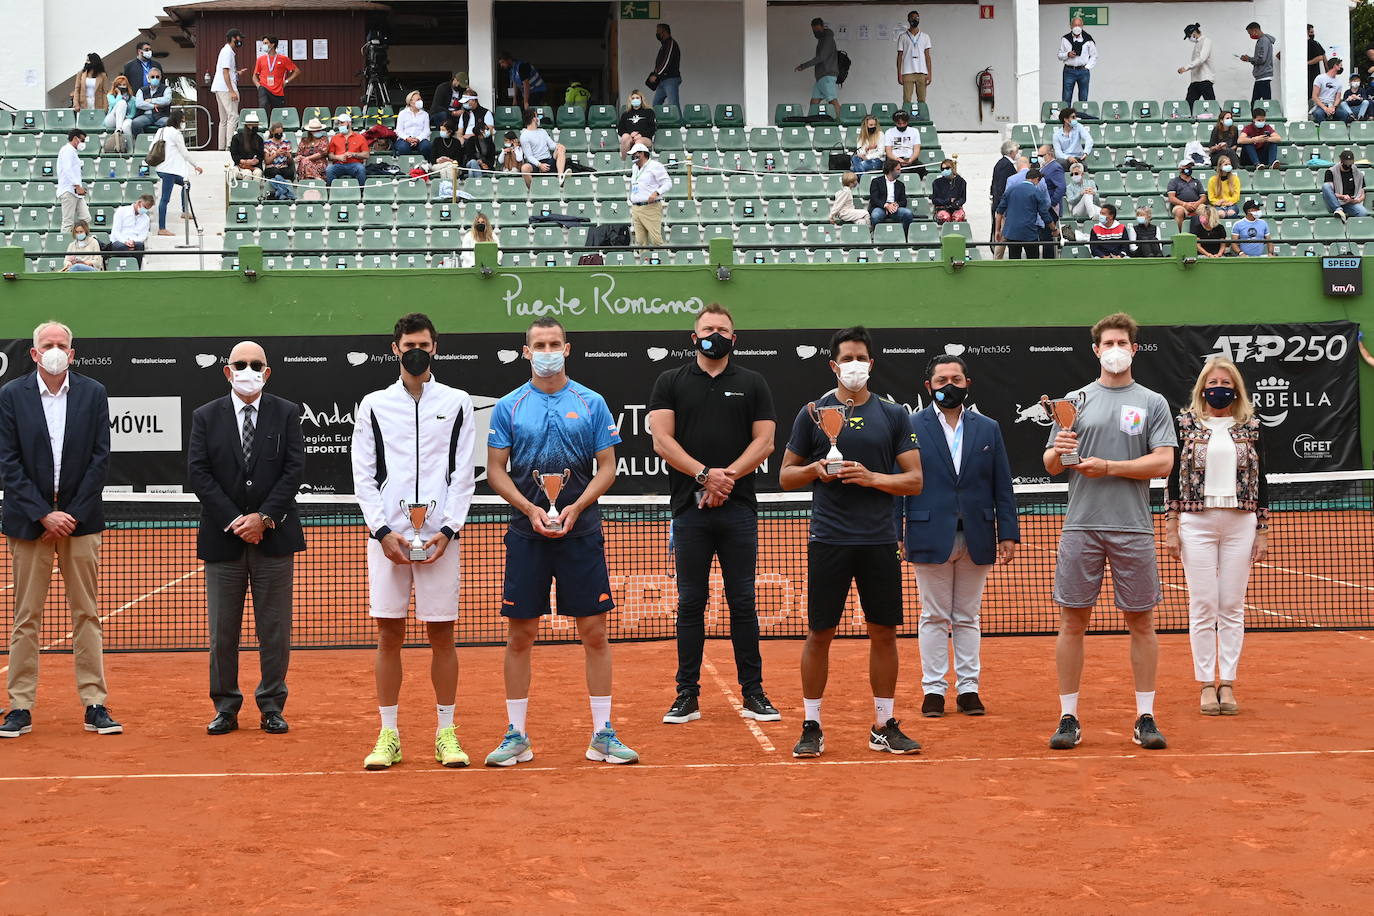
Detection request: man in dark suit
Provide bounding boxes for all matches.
[901,354,1019,718]
[0,321,118,739]
[187,341,305,736]
[867,159,914,239]
[122,40,155,94]
[989,139,1020,258]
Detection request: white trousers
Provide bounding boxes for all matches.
[1179,509,1257,682]
[914,532,992,696]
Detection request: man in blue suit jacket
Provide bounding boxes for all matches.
[900,354,1019,718]
[0,321,118,738]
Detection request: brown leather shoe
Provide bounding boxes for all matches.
[921,694,945,718]
[956,692,986,716]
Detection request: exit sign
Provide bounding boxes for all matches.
[619,1,660,19]
[1069,6,1108,26]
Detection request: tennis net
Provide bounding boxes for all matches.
[2,471,1371,652]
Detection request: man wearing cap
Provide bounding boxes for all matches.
[212,29,246,150]
[1311,58,1354,125]
[1178,24,1215,104]
[326,114,370,186]
[628,143,670,250]
[228,111,265,181]
[1166,161,1204,231]
[455,92,494,144]
[430,72,467,128]
[1323,151,1369,221]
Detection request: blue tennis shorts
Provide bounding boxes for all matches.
[501,529,615,619]
[812,76,839,101]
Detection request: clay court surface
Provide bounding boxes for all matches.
[3,632,1371,914]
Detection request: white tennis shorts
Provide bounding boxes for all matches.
[366,538,461,622]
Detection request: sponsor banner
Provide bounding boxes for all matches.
[0,322,1357,492]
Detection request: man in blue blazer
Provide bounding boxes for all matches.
[0,321,118,738]
[901,354,1019,718]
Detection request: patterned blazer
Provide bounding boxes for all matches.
[1165,409,1269,525]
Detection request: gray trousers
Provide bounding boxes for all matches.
[913,532,991,696]
[206,547,293,716]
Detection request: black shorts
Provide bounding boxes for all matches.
[806,541,903,631]
[501,530,615,619]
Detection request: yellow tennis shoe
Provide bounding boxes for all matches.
[363,727,402,770]
[435,725,470,768]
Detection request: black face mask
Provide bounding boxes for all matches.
[909,18,919,28]
[1203,386,1237,409]
[400,347,432,376]
[932,383,968,409]
[696,332,734,360]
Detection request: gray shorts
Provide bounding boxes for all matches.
[1053,529,1161,612]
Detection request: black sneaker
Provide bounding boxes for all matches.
[1049,714,1081,749]
[84,705,123,735]
[792,720,824,758]
[869,718,921,754]
[741,692,781,722]
[662,692,701,724]
[1133,714,1168,750]
[0,708,32,738]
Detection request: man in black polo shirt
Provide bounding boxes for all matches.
[648,304,779,725]
[780,326,924,758]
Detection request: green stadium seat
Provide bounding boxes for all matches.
[0,206,14,231]
[771,223,803,247]
[942,221,972,240]
[1157,100,1191,122]
[679,103,711,128]
[1319,122,1350,144]
[75,109,107,133]
[839,103,867,127]
[329,179,362,203]
[713,103,744,127]
[1295,192,1326,217]
[654,128,684,153]
[733,198,763,222]
[747,127,779,151]
[529,175,561,202]
[780,126,811,151]
[665,223,702,247]
[223,229,255,252]
[791,175,828,199]
[1217,99,1249,120]
[494,106,523,129]
[1312,217,1345,241]
[671,249,705,265]
[13,110,44,133]
[395,178,429,202]
[258,229,290,251]
[557,128,588,153]
[1284,170,1321,192]
[872,222,906,245]
[1251,99,1284,122]
[259,204,292,229]
[301,106,331,125]
[1094,172,1126,195]
[328,203,357,228]
[736,223,768,249]
[1099,123,1134,147]
[1074,102,1101,119]
[1100,101,1131,122]
[292,229,323,254]
[1132,101,1164,122]
[16,207,53,231]
[430,226,464,250]
[396,226,428,250]
[869,103,900,124]
[693,174,726,199]
[0,183,25,206]
[325,228,359,250]
[360,228,392,250]
[494,176,526,200]
[9,231,44,253]
[1346,216,1374,239]
[1190,99,1220,121]
[559,174,595,201]
[835,224,867,246]
[774,104,803,124]
[595,200,627,223]
[556,106,587,129]
[1245,169,1283,193]
[798,199,829,222]
[585,127,616,152]
[587,105,617,129]
[429,199,463,223]
[763,198,797,224]
[3,135,37,158]
[727,174,758,197]
[716,128,748,152]
[1040,101,1068,124]
[1275,218,1312,241]
[1135,124,1166,147]
[334,106,363,122]
[783,150,821,173]
[361,203,392,227]
[813,125,843,151]
[655,105,682,129]
[358,253,393,268]
[1009,124,1039,149]
[1287,121,1318,145]
[290,202,325,229]
[1264,193,1295,217]
[363,183,396,203]
[698,198,731,224]
[271,108,300,131]
[909,198,933,220]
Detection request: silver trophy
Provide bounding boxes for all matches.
[402,499,437,560]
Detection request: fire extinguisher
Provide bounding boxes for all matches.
[976,66,995,122]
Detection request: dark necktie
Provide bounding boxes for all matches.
[242,404,255,464]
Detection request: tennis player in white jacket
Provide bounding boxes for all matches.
[351,312,477,771]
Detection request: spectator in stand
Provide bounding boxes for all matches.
[1323,150,1368,222]
[1206,111,1239,168]
[428,117,465,184]
[1311,58,1354,125]
[395,91,432,157]
[228,111,265,180]
[896,10,933,106]
[252,36,299,115]
[1129,207,1163,258]
[1178,24,1215,104]
[455,92,494,142]
[851,115,886,173]
[649,23,683,109]
[1037,145,1066,257]
[325,113,369,186]
[128,66,172,150]
[261,120,294,198]
[212,29,245,151]
[123,40,155,94]
[1238,107,1281,169]
[1167,161,1205,230]
[103,194,154,267]
[1206,156,1241,219]
[430,72,467,128]
[63,220,104,272]
[931,158,966,224]
[1052,108,1093,168]
[497,52,547,110]
[1240,22,1277,104]
[1361,44,1374,81]
[1307,23,1328,85]
[106,76,134,136]
[56,129,90,234]
[154,110,201,234]
[996,167,1054,260]
[869,160,915,238]
[1063,163,1099,224]
[1090,203,1129,258]
[459,212,497,268]
[71,53,108,112]
[883,110,921,172]
[499,131,525,172]
[989,139,1019,256]
[1342,75,1370,121]
[796,17,840,121]
[618,90,657,159]
[461,121,497,178]
[1231,199,1272,257]
[830,171,871,227]
[1058,17,1097,105]
[518,108,566,189]
[295,117,330,181]
[1190,205,1228,258]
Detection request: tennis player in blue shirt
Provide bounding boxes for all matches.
[483,317,638,766]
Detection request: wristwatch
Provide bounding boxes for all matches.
[259,512,276,529]
[694,467,709,484]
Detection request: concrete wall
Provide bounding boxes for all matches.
[616,0,744,110]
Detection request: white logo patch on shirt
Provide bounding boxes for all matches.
[1120,405,1146,436]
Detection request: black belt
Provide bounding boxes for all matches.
[1064,65,1088,70]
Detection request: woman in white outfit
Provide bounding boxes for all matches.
[153,110,202,234]
[1165,357,1269,716]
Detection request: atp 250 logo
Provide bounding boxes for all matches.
[1207,334,1349,363]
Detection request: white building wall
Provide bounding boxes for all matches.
[616,0,745,112]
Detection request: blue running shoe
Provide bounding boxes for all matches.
[485,725,535,767]
[586,723,639,764]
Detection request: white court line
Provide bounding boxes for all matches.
[3,747,1371,784]
[1254,561,1374,593]
[702,652,776,753]
[0,566,204,676]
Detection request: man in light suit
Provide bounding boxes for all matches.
[901,354,1019,718]
[188,341,305,735]
[0,321,117,738]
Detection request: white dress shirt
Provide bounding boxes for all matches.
[1202,416,1239,507]
[110,204,150,245]
[630,158,671,204]
[232,390,261,434]
[211,44,238,92]
[938,407,964,474]
[395,105,430,141]
[39,372,71,493]
[1058,34,1098,69]
[57,143,82,197]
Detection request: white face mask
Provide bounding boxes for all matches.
[1072,26,1083,36]
[40,347,71,375]
[411,100,421,109]
[231,368,265,397]
[836,360,871,391]
[1099,346,1133,375]
[76,140,87,152]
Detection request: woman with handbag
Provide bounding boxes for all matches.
[152,110,201,235]
[1165,357,1269,717]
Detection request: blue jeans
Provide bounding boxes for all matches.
[1062,67,1090,105]
[394,138,432,156]
[652,77,681,109]
[67,263,98,271]
[1240,143,1277,168]
[1312,102,1354,124]
[325,162,367,185]
[1322,183,1370,217]
[851,156,884,173]
[872,206,914,231]
[464,158,486,178]
[156,171,185,229]
[124,113,167,148]
[671,500,763,696]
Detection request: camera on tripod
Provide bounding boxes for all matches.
[361,30,392,107]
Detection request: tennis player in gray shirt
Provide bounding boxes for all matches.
[1042,313,1177,752]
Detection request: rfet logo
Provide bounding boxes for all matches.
[1207,334,1350,363]
[1292,433,1335,459]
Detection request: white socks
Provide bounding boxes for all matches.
[436,704,455,732]
[379,704,398,731]
[803,697,822,724]
[590,695,612,733]
[1136,691,1155,717]
[507,698,529,735]
[1059,693,1079,717]
[873,697,894,727]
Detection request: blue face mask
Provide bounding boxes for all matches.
[940,168,951,178]
[74,232,87,241]
[531,351,565,378]
[148,78,160,87]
